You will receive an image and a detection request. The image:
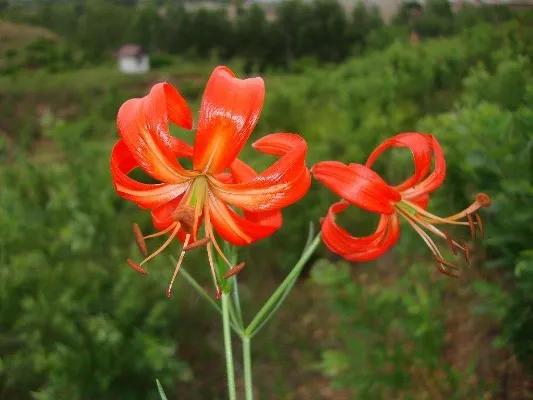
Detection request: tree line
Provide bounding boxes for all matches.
[1,0,516,71]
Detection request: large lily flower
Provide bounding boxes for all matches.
[111,66,310,296]
[312,132,490,276]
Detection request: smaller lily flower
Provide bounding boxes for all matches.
[312,132,491,276]
[111,66,310,297]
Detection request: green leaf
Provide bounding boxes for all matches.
[245,231,321,337]
[156,379,168,400]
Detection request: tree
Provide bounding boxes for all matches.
[236,4,270,72]
[304,0,349,62]
[349,1,383,54]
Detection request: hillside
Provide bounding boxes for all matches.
[0,19,58,53]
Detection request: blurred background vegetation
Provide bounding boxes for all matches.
[0,0,532,399]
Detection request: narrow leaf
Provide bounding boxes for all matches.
[245,230,321,337]
[156,379,168,400]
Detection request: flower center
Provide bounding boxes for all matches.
[125,173,246,299]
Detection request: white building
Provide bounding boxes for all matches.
[117,44,150,74]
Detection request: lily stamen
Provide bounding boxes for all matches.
[206,241,222,299]
[132,223,147,256]
[223,262,246,279]
[127,259,147,275]
[143,224,178,239]
[167,233,192,298]
[184,237,211,251]
[396,198,479,275]
[134,222,181,268]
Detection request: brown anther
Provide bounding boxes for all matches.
[463,244,471,265]
[443,231,457,255]
[166,287,174,299]
[215,286,223,300]
[476,192,492,208]
[435,256,459,270]
[172,206,195,233]
[183,237,211,251]
[127,259,147,275]
[475,213,484,239]
[132,223,147,256]
[435,262,459,278]
[223,262,246,279]
[466,213,476,239]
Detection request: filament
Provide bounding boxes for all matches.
[139,223,181,266]
[143,223,177,239]
[167,233,191,298]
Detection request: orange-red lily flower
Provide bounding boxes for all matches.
[312,132,490,276]
[111,66,310,296]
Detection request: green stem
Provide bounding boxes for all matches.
[221,293,237,400]
[231,277,244,327]
[245,233,322,337]
[242,336,253,400]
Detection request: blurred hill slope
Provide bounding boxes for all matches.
[0,19,58,53]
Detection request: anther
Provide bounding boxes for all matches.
[443,231,457,255]
[435,256,459,270]
[475,213,484,239]
[184,237,211,251]
[435,262,459,278]
[215,286,223,300]
[132,223,147,256]
[127,259,147,275]
[223,262,246,279]
[463,244,471,265]
[466,213,476,239]
[476,193,492,208]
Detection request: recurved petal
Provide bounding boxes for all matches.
[227,156,283,236]
[401,135,446,200]
[110,140,190,209]
[193,66,265,174]
[117,82,194,183]
[321,201,400,262]
[210,133,311,212]
[207,193,281,246]
[365,132,434,192]
[312,161,400,214]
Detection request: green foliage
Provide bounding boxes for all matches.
[0,138,192,399]
[312,260,459,397]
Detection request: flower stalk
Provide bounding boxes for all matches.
[221,293,237,400]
